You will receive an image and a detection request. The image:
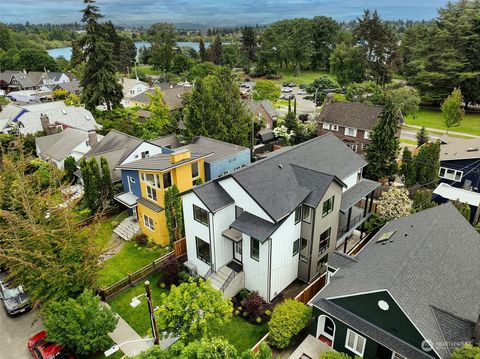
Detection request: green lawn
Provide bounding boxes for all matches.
[94,211,129,250]
[108,272,169,337]
[400,138,417,146]
[136,65,164,76]
[272,68,335,85]
[97,243,168,288]
[210,316,268,353]
[405,108,480,136]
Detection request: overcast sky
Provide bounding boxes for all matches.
[0,0,448,26]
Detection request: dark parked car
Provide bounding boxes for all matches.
[28,331,75,359]
[0,270,30,316]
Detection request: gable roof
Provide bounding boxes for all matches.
[0,104,24,122]
[10,73,36,88]
[117,150,212,172]
[53,80,82,94]
[35,128,102,161]
[83,130,143,182]
[317,101,384,131]
[17,106,99,135]
[311,203,480,358]
[193,181,234,213]
[131,85,192,110]
[148,134,182,149]
[121,78,149,96]
[182,136,248,163]
[244,99,279,120]
[231,133,365,222]
[230,211,282,243]
[440,137,480,161]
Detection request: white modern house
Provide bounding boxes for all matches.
[182,133,379,302]
[120,78,150,106]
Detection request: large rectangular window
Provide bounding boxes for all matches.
[195,237,211,264]
[345,329,366,356]
[439,167,463,182]
[250,238,260,261]
[319,227,331,253]
[316,254,328,273]
[345,127,357,137]
[144,173,157,187]
[193,204,208,226]
[299,238,308,262]
[163,172,172,189]
[146,185,157,201]
[294,206,302,224]
[322,196,335,217]
[191,162,199,178]
[302,204,312,223]
[143,214,155,231]
[292,238,299,256]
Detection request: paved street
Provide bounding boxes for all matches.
[0,308,43,359]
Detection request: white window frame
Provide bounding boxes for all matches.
[141,173,159,188]
[345,127,357,137]
[322,122,331,130]
[439,167,463,182]
[331,124,339,131]
[345,328,366,357]
[143,214,155,231]
[364,131,370,140]
[146,185,157,201]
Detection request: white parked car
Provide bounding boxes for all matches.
[281,87,293,93]
[297,90,307,95]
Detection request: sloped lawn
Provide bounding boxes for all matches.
[405,108,480,136]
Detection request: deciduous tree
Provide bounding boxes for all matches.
[148,23,176,71]
[412,188,437,213]
[441,87,464,133]
[452,200,471,221]
[156,278,232,341]
[388,86,421,116]
[377,187,412,221]
[329,43,366,86]
[252,80,280,102]
[43,289,117,355]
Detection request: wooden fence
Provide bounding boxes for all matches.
[294,273,327,304]
[97,238,188,301]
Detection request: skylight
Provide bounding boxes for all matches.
[377,230,396,243]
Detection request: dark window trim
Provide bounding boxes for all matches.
[195,236,211,264]
[294,206,301,224]
[292,238,299,256]
[322,196,335,218]
[250,237,260,262]
[193,204,209,226]
[302,204,312,223]
[299,238,308,262]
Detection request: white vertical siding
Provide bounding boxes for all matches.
[269,212,301,300]
[218,177,273,223]
[212,204,235,269]
[182,192,211,276]
[243,234,270,300]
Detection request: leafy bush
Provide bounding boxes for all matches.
[243,291,266,321]
[157,255,181,288]
[238,288,250,301]
[268,299,312,348]
[320,352,353,359]
[135,234,148,246]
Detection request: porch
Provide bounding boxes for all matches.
[288,334,335,359]
[336,179,378,246]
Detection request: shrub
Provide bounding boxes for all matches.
[320,352,353,359]
[244,291,267,322]
[135,234,148,246]
[238,288,250,301]
[265,309,271,317]
[256,317,262,323]
[268,299,312,348]
[157,255,181,288]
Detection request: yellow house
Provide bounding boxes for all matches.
[117,149,209,246]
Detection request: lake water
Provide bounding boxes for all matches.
[47,41,210,60]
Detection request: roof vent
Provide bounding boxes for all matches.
[466,147,479,152]
[278,164,283,169]
[61,109,67,115]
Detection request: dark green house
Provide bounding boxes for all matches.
[309,203,480,359]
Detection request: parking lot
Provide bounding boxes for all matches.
[0,308,43,359]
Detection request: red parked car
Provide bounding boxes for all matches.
[28,331,75,359]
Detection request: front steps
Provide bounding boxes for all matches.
[113,216,140,241]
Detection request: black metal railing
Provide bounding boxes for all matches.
[337,213,365,238]
[221,270,237,292]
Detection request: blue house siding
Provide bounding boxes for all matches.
[439,158,480,192]
[207,149,250,180]
[120,169,141,197]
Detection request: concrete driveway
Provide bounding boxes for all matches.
[0,308,43,359]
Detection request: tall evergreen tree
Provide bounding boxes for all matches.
[100,157,112,207]
[183,67,251,147]
[210,35,223,65]
[164,185,184,247]
[400,147,415,186]
[416,126,429,147]
[241,26,256,63]
[452,199,471,221]
[199,38,207,62]
[412,188,437,213]
[64,156,77,183]
[365,98,400,180]
[80,0,123,111]
[414,141,440,188]
[148,23,176,71]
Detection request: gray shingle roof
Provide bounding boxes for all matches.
[260,100,279,119]
[340,178,379,213]
[137,197,163,212]
[182,136,249,163]
[131,85,191,110]
[440,138,480,161]
[328,251,357,270]
[148,134,182,149]
[431,306,476,353]
[230,211,281,243]
[232,133,366,222]
[193,182,234,213]
[311,203,480,359]
[117,150,212,172]
[317,101,384,131]
[53,80,82,94]
[83,130,143,182]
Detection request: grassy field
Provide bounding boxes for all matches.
[272,68,335,85]
[405,108,480,136]
[136,65,163,76]
[97,242,168,288]
[400,138,417,146]
[210,316,268,353]
[94,211,129,250]
[108,272,169,337]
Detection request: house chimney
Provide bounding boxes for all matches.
[40,113,51,133]
[88,131,98,148]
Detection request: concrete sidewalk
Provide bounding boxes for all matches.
[103,303,152,357]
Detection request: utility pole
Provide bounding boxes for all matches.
[145,281,159,345]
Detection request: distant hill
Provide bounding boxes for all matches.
[174,23,206,30]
